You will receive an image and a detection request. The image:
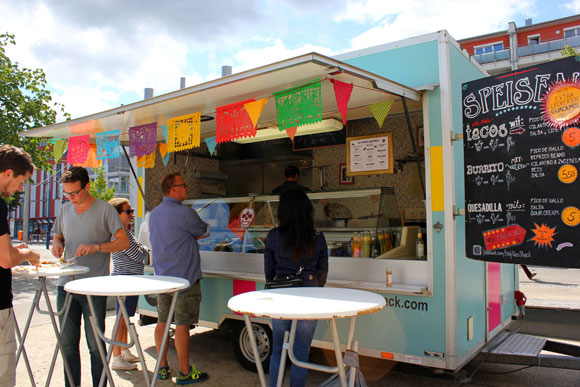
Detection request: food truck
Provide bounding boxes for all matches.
[21,31,519,372]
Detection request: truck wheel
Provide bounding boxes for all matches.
[232,321,272,373]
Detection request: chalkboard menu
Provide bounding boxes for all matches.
[463,56,580,268]
[292,125,346,150]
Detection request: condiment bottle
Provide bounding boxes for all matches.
[352,232,361,258]
[416,232,425,259]
[362,231,370,258]
[378,231,385,254]
[386,267,392,287]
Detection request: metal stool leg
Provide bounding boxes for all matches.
[244,314,266,387]
[45,291,73,386]
[40,278,76,387]
[12,305,36,386]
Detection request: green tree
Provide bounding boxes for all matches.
[560,45,579,58]
[0,33,70,170]
[89,166,116,202]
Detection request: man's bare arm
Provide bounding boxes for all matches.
[75,228,130,256]
[0,234,40,268]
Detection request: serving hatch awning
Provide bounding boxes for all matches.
[20,52,421,143]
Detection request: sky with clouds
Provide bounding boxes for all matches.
[1,0,580,121]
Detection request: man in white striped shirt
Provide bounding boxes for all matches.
[108,198,149,370]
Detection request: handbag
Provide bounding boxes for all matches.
[265,256,307,289]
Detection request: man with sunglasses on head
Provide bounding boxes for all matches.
[149,172,210,384]
[51,166,129,387]
[0,145,41,387]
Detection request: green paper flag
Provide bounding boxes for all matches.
[369,100,394,128]
[274,79,322,131]
[53,140,67,163]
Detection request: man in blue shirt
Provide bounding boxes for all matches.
[149,172,210,384]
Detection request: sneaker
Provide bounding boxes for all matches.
[158,366,170,380]
[121,349,140,363]
[176,365,209,384]
[530,272,537,279]
[111,355,137,371]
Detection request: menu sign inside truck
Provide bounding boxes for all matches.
[462,56,580,268]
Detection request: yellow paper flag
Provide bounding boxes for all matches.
[137,148,156,168]
[244,98,268,128]
[167,112,201,152]
[369,100,394,128]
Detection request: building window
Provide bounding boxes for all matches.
[528,35,540,45]
[564,26,580,38]
[120,176,128,193]
[474,42,504,55]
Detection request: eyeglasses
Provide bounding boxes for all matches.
[123,209,134,215]
[172,183,187,188]
[63,188,83,197]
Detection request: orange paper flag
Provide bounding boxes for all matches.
[244,98,268,128]
[75,144,101,168]
[137,148,156,168]
[286,127,297,142]
[158,143,168,158]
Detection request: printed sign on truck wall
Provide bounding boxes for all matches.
[462,56,580,268]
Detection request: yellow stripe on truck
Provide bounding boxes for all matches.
[430,145,444,211]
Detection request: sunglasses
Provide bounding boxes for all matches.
[123,209,134,215]
[172,183,187,188]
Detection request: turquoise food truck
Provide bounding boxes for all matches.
[22,30,518,372]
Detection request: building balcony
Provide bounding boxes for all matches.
[471,35,580,75]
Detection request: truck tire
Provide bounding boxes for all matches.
[232,321,272,373]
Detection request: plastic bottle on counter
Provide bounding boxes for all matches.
[362,231,371,258]
[378,230,385,254]
[371,230,379,258]
[385,232,393,251]
[386,267,393,287]
[416,232,425,260]
[352,232,361,258]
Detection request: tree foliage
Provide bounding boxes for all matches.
[560,45,579,58]
[88,166,116,202]
[0,33,70,171]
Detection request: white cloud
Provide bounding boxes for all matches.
[233,39,336,74]
[337,0,535,49]
[564,0,580,12]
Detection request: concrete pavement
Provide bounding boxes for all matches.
[9,244,580,386]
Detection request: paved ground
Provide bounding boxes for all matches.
[10,245,580,386]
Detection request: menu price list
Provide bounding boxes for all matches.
[462,56,580,268]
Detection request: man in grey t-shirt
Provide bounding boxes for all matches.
[52,166,128,387]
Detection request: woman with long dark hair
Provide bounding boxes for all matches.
[264,189,328,386]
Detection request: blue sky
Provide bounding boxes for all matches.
[1,0,579,121]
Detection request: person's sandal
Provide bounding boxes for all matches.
[158,366,170,380]
[176,365,209,384]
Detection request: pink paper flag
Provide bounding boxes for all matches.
[330,79,353,125]
[67,135,90,165]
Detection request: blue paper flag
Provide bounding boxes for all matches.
[205,137,217,156]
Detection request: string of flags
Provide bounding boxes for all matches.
[52,78,395,168]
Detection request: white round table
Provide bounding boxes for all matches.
[12,265,89,387]
[228,288,386,387]
[65,275,189,387]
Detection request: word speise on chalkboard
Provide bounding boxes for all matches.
[462,55,580,268]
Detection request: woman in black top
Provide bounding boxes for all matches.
[264,189,328,387]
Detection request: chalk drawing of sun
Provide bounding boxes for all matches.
[530,223,557,248]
